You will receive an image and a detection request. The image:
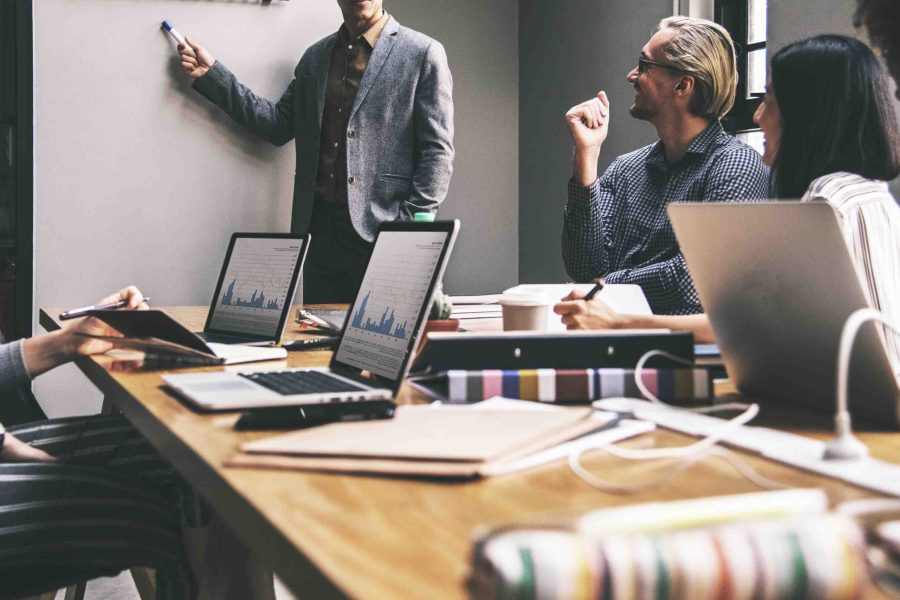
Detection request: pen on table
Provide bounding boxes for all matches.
[300,311,339,332]
[59,297,151,321]
[582,282,605,301]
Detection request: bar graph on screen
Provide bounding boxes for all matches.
[207,238,304,337]
[350,291,410,339]
[221,279,283,310]
[336,231,448,378]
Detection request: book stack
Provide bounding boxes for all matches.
[411,367,711,404]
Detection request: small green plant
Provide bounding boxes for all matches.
[429,288,453,320]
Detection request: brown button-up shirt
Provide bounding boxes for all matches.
[314,11,390,206]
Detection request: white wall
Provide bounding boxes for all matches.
[518,0,673,283]
[389,0,519,297]
[33,0,518,416]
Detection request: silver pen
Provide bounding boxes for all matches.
[59,297,151,321]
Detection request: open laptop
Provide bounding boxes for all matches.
[196,233,309,346]
[163,220,459,411]
[669,201,900,427]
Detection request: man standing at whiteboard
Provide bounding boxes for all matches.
[177,0,454,302]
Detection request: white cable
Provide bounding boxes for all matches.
[566,348,773,492]
[633,349,694,405]
[633,349,751,414]
[835,498,900,519]
[568,308,900,490]
[569,445,788,494]
[608,348,759,460]
[600,403,758,460]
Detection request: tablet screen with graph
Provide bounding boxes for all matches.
[204,233,309,341]
[333,221,458,381]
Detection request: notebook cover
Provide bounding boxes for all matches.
[81,311,286,365]
[89,309,212,353]
[239,405,595,463]
[76,334,224,364]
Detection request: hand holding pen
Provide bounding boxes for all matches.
[60,295,151,320]
[581,280,605,301]
[553,280,617,330]
[56,286,150,359]
[554,279,604,304]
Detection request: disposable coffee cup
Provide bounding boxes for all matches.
[499,291,549,331]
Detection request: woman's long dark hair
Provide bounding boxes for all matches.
[770,34,900,198]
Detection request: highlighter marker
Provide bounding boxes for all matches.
[161,20,186,47]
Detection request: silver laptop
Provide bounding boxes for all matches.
[196,232,309,346]
[669,201,900,427]
[163,220,459,411]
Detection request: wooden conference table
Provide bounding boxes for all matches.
[39,306,900,599]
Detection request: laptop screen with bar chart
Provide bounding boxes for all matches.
[161,222,457,410]
[202,233,309,344]
[332,221,459,384]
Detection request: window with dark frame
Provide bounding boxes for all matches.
[715,0,767,147]
[0,0,33,342]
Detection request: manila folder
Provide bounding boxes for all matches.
[229,405,602,478]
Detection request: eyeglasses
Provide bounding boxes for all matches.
[637,56,683,74]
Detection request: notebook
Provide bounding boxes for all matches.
[196,232,309,345]
[162,220,459,411]
[227,400,650,479]
[81,309,287,365]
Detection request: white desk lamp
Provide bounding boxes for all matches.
[825,308,899,460]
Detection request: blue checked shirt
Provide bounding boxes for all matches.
[563,121,769,315]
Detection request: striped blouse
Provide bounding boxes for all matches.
[802,172,900,371]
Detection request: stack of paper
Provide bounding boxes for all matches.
[449,294,502,305]
[449,294,502,320]
[447,285,653,328]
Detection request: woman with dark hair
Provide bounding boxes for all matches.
[555,34,900,364]
[756,34,900,362]
[763,34,900,198]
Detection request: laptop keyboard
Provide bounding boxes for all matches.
[240,370,368,396]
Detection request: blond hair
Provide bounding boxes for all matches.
[657,16,738,119]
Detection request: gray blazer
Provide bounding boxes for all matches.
[193,17,454,241]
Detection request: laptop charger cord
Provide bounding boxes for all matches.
[567,401,788,494]
[569,306,900,494]
[568,349,786,494]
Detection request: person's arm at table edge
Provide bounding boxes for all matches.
[21,286,147,378]
[554,293,715,343]
[613,313,715,344]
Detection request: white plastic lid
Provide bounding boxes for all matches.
[499,290,549,306]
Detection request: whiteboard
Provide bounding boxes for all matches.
[32,0,520,417]
[35,0,338,309]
